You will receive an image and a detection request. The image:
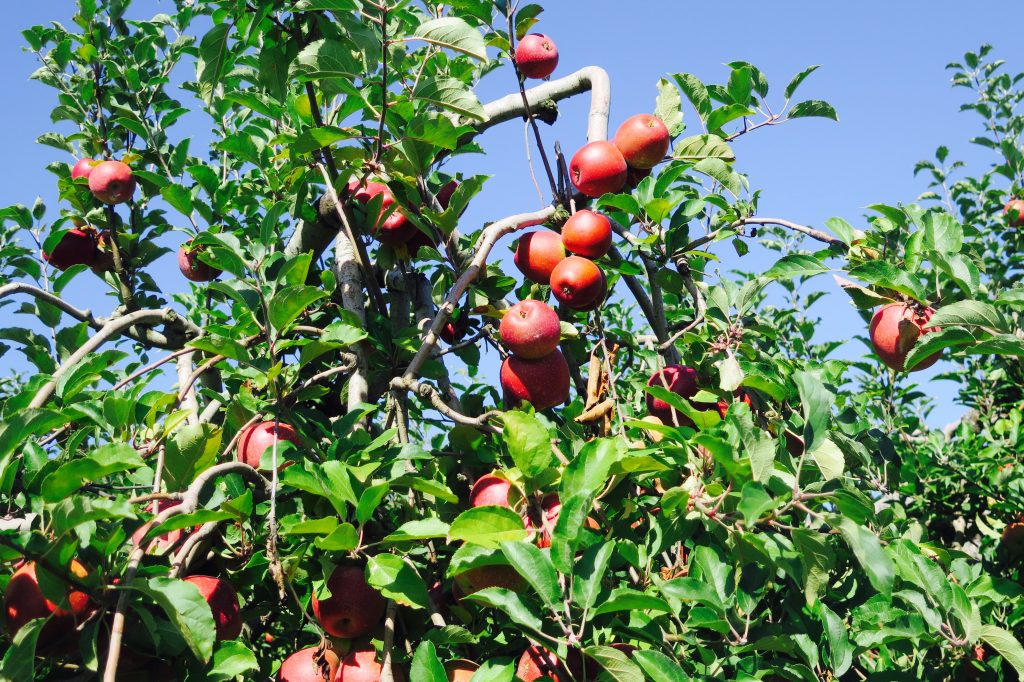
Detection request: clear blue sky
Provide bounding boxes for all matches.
[2,1,1022,428]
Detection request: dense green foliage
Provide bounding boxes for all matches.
[1,2,1024,680]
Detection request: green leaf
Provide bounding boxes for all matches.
[765,253,830,280]
[692,158,743,196]
[671,134,734,162]
[161,184,194,217]
[727,66,753,105]
[293,39,361,80]
[561,437,617,502]
[464,587,545,634]
[133,577,217,662]
[584,646,644,682]
[593,587,672,615]
[366,554,430,609]
[281,517,338,535]
[706,104,754,135]
[792,528,834,606]
[655,78,684,137]
[268,285,328,332]
[904,327,974,370]
[197,22,232,103]
[572,541,614,611]
[413,17,487,60]
[838,518,894,596]
[384,518,450,543]
[793,370,834,454]
[313,523,359,551]
[41,443,143,502]
[499,541,560,609]
[848,260,926,301]
[163,423,222,493]
[672,73,711,123]
[737,481,775,525]
[208,640,260,681]
[785,65,821,99]
[808,437,844,481]
[929,300,1009,333]
[414,77,486,121]
[410,641,447,682]
[817,602,851,675]
[292,125,360,154]
[980,625,1024,678]
[188,336,251,363]
[970,334,1024,357]
[502,411,553,479]
[355,482,390,525]
[787,100,838,121]
[0,617,43,679]
[633,649,691,682]
[448,507,527,547]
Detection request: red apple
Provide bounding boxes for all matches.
[1005,199,1024,227]
[43,228,98,271]
[312,565,386,639]
[279,646,340,682]
[614,114,671,169]
[514,34,558,79]
[1002,522,1024,559]
[469,473,513,508]
[561,210,612,259]
[869,302,940,372]
[346,179,416,244]
[336,647,405,682]
[131,499,188,553]
[445,660,479,682]
[440,311,469,345]
[526,493,599,548]
[570,141,627,197]
[71,158,98,181]
[88,160,136,205]
[178,242,221,282]
[716,389,753,419]
[550,256,605,310]
[91,230,116,273]
[404,228,438,258]
[236,421,301,470]
[646,365,700,425]
[500,350,570,411]
[185,575,242,641]
[4,560,93,650]
[454,564,525,596]
[516,646,576,682]
[437,180,459,210]
[573,268,608,313]
[499,300,562,359]
[514,231,566,285]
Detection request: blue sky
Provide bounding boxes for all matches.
[2,1,1022,428]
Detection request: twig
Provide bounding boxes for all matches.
[379,600,398,682]
[390,377,502,433]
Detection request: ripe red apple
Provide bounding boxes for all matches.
[185,575,242,641]
[514,34,558,79]
[550,256,605,310]
[646,365,700,425]
[91,230,116,273]
[1005,199,1024,227]
[526,493,600,548]
[716,389,753,419]
[614,114,671,169]
[43,228,98,271]
[131,499,187,553]
[4,560,93,649]
[178,242,221,282]
[561,210,613,259]
[500,300,562,359]
[570,141,628,197]
[346,179,416,244]
[573,268,608,313]
[869,302,940,372]
[1002,522,1024,559]
[514,231,566,285]
[516,646,576,682]
[445,659,479,682]
[279,646,340,682]
[501,350,570,411]
[336,647,405,682]
[440,311,469,345]
[454,564,525,596]
[88,160,136,204]
[71,158,98,181]
[437,180,459,210]
[236,421,301,469]
[469,473,512,508]
[312,565,386,639]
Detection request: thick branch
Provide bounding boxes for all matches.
[391,377,501,433]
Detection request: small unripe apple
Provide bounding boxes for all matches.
[646,365,700,425]
[278,646,340,682]
[500,300,562,359]
[454,564,525,596]
[1004,199,1024,227]
[614,114,671,169]
[178,242,221,282]
[869,302,940,372]
[184,575,242,641]
[469,473,512,507]
[550,256,605,310]
[514,34,558,79]
[501,350,570,411]
[236,421,301,469]
[43,228,98,271]
[347,179,416,244]
[88,160,137,204]
[336,647,406,682]
[514,230,566,285]
[561,210,612,259]
[4,560,93,650]
[570,141,628,197]
[445,659,479,682]
[312,565,386,639]
[71,158,98,181]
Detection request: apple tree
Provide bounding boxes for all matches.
[2,1,1024,680]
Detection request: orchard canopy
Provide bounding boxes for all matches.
[3,1,1024,680]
